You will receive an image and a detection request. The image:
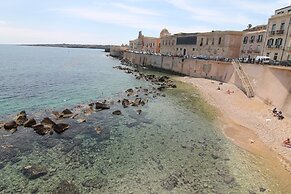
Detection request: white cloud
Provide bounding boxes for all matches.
[112,3,162,16]
[56,7,164,31]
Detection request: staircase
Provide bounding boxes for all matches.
[232,59,255,98]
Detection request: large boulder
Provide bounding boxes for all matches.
[32,124,51,135]
[53,123,69,134]
[23,118,37,128]
[15,111,28,126]
[95,102,110,110]
[41,117,57,129]
[4,121,17,130]
[62,109,73,118]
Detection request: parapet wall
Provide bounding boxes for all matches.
[123,52,291,116]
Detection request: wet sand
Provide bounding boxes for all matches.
[178,76,291,191]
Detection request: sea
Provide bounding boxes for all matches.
[0,45,285,193]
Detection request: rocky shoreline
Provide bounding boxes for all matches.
[0,58,177,138]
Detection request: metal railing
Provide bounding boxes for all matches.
[232,59,255,98]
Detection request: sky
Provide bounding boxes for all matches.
[0,0,290,45]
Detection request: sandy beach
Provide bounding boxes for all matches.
[178,77,291,179]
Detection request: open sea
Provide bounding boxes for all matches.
[0,45,286,193]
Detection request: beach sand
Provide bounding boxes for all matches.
[178,76,291,189]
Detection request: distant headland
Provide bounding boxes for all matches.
[21,43,112,50]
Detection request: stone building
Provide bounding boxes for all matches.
[174,33,198,56]
[172,31,242,59]
[240,25,267,59]
[159,29,176,55]
[263,5,291,63]
[129,31,160,53]
[195,31,243,59]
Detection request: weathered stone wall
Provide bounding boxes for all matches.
[123,52,291,116]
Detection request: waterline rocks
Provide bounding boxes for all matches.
[4,121,17,130]
[23,118,37,128]
[54,123,69,134]
[32,124,51,136]
[95,102,110,110]
[15,111,28,126]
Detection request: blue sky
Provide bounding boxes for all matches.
[0,0,289,45]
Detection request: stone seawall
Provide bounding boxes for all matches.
[124,52,291,117]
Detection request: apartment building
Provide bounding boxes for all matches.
[240,25,267,59]
[263,5,291,62]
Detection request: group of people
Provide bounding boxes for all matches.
[283,138,291,148]
[272,108,285,120]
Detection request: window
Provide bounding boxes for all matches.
[274,53,278,60]
[275,38,283,48]
[206,38,209,45]
[177,48,179,51]
[250,36,255,43]
[271,24,276,31]
[243,36,248,44]
[218,37,222,45]
[200,38,203,46]
[280,23,285,30]
[257,35,263,42]
[267,38,274,47]
[266,53,269,56]
[212,38,214,45]
[192,48,195,51]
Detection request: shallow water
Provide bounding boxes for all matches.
[0,46,285,193]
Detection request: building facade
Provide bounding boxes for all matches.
[159,29,176,55]
[263,6,291,62]
[240,25,267,59]
[129,31,160,53]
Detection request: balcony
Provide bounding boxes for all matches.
[247,50,252,53]
[267,45,282,49]
[276,30,285,35]
[269,31,275,36]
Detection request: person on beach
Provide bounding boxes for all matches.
[283,138,291,147]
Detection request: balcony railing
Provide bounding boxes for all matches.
[269,31,275,36]
[276,30,284,35]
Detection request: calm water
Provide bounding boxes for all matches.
[0,45,284,193]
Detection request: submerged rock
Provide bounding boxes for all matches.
[23,118,37,128]
[122,99,130,108]
[112,110,122,115]
[161,175,178,191]
[4,121,17,130]
[95,126,103,134]
[21,165,48,179]
[136,109,142,115]
[52,180,80,194]
[77,118,86,123]
[82,177,108,189]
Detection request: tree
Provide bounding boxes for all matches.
[247,24,252,29]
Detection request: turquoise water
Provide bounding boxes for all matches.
[0,46,283,193]
[0,45,147,116]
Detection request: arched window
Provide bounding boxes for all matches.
[243,36,248,44]
[267,38,274,47]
